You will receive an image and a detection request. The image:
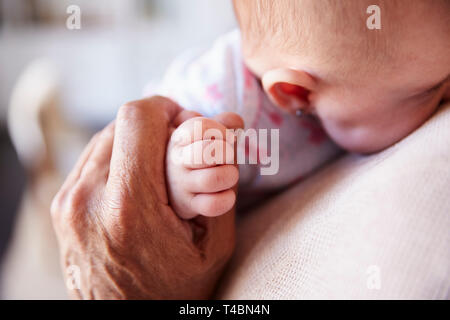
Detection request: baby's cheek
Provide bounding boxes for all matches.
[319,118,381,154]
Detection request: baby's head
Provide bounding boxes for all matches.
[234,0,450,153]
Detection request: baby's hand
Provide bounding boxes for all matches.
[166,112,244,219]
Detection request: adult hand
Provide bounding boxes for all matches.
[50,96,241,299]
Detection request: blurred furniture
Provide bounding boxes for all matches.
[0,128,25,268]
[217,102,450,299]
[1,60,88,299]
[0,0,236,127]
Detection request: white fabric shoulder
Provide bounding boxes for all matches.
[153,29,254,120]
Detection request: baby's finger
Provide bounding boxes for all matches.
[179,139,235,169]
[185,165,238,193]
[173,109,202,127]
[191,189,236,217]
[170,117,231,147]
[213,112,244,130]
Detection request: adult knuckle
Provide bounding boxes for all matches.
[64,184,86,216]
[117,100,147,121]
[149,95,171,106]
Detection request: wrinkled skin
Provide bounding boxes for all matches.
[51,96,236,299]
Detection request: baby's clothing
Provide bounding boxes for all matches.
[146,29,341,198]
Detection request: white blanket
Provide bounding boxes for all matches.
[218,102,450,299]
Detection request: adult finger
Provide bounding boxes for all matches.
[106,96,182,204]
[58,132,99,193]
[52,129,102,214]
[79,122,115,183]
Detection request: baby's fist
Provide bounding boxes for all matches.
[166,113,244,219]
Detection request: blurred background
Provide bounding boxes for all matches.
[0,0,236,299]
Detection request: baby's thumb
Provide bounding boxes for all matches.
[213,112,244,130]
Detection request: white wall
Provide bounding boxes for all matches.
[0,0,236,126]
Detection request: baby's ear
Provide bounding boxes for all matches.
[262,68,316,115]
